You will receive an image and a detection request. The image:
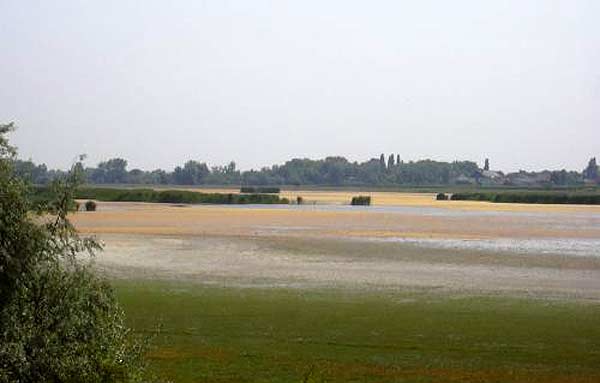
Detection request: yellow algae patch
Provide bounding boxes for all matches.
[212,186,595,212]
[280,190,434,206]
[142,187,600,213]
[70,200,600,241]
[281,189,600,213]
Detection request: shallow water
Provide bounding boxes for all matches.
[95,233,600,299]
[372,237,600,257]
[191,202,600,225]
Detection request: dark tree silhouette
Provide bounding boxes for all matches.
[379,153,386,171]
[387,154,395,169]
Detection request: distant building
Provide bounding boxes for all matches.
[479,170,505,185]
[506,171,551,186]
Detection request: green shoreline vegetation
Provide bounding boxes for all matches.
[32,186,289,205]
[450,191,600,205]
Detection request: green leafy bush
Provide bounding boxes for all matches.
[0,123,155,383]
[351,195,371,205]
[85,200,97,211]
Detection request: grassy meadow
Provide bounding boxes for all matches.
[115,280,600,383]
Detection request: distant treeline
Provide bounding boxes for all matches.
[33,187,288,205]
[13,155,600,187]
[450,191,600,205]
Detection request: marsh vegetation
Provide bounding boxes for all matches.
[450,190,600,205]
[33,186,289,205]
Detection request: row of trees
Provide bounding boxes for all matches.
[14,157,240,185]
[13,154,600,187]
[11,156,484,186]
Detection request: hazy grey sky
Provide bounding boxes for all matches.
[1,0,599,172]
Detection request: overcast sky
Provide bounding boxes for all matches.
[1,0,599,172]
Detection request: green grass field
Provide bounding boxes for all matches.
[115,281,600,383]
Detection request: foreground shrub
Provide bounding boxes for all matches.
[351,195,371,205]
[436,193,448,201]
[0,124,154,383]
